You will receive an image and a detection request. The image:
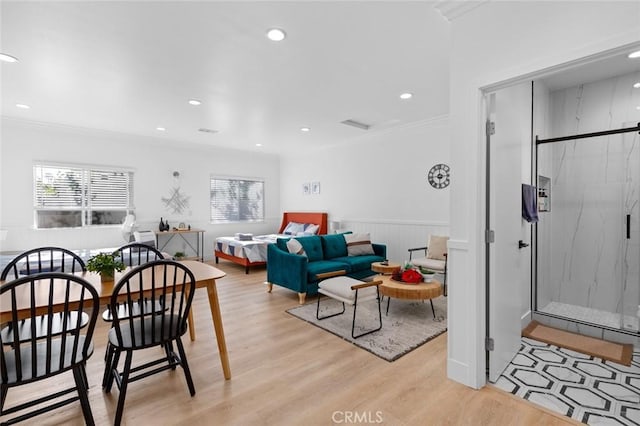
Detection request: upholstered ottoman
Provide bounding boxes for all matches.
[316,275,383,338]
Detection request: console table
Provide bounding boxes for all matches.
[155,229,205,261]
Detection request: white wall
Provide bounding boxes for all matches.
[279,116,450,262]
[0,118,281,259]
[448,1,640,388]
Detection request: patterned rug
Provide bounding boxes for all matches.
[286,295,447,361]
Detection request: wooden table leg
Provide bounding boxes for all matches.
[188,309,196,341]
[206,281,231,380]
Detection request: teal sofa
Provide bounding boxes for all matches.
[266,234,386,304]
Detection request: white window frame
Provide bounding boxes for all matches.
[33,162,135,229]
[210,175,264,224]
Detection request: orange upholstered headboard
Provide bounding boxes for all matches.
[278,212,328,235]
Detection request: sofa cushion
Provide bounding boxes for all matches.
[306,260,351,282]
[286,239,307,258]
[411,257,446,272]
[321,234,348,259]
[293,236,323,262]
[332,254,385,272]
[344,233,375,256]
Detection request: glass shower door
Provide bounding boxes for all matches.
[622,125,640,332]
[536,126,640,334]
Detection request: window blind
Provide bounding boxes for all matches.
[34,164,134,228]
[210,177,264,223]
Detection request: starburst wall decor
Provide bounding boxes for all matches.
[162,186,190,214]
[162,171,191,215]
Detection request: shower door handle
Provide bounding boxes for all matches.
[627,214,631,239]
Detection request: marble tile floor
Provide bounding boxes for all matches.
[539,302,640,333]
[495,337,640,425]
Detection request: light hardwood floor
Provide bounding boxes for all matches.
[1,262,579,425]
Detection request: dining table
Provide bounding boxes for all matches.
[0,260,232,380]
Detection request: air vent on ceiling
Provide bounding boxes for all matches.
[340,119,370,130]
[198,128,218,134]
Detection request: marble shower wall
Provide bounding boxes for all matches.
[537,70,640,329]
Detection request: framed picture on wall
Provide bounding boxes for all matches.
[303,182,311,195]
[311,181,320,195]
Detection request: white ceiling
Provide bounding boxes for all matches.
[0,1,451,155]
[539,48,640,92]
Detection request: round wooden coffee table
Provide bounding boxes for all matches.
[371,261,401,275]
[378,275,443,318]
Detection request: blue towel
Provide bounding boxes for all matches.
[522,184,538,223]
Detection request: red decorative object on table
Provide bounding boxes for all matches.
[401,269,422,284]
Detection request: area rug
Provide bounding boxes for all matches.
[286,296,447,361]
[522,321,633,366]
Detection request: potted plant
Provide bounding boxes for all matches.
[174,251,185,260]
[87,252,125,282]
[419,267,436,282]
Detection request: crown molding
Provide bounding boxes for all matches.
[434,0,489,22]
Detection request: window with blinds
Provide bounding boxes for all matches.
[34,164,134,228]
[210,177,264,223]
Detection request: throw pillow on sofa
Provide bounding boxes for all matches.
[426,235,449,260]
[286,238,307,257]
[344,233,375,256]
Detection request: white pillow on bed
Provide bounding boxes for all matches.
[283,222,304,235]
[284,221,320,236]
[304,223,320,235]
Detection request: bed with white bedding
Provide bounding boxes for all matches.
[214,212,328,273]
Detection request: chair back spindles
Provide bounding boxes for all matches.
[1,247,86,281]
[0,272,99,424]
[109,260,195,350]
[113,243,164,268]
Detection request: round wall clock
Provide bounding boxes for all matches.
[428,163,450,189]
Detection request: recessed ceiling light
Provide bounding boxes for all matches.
[634,82,640,89]
[156,127,166,131]
[0,53,18,63]
[266,28,286,42]
[300,127,310,132]
[636,106,640,110]
[16,103,30,109]
[256,143,262,147]
[188,99,201,106]
[628,50,640,59]
[400,93,413,100]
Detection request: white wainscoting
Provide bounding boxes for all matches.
[336,219,449,263]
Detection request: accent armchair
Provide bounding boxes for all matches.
[408,235,449,296]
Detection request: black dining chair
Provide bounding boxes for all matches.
[101,243,166,322]
[0,247,89,345]
[0,272,99,425]
[102,260,197,426]
[113,242,165,268]
[100,243,168,363]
